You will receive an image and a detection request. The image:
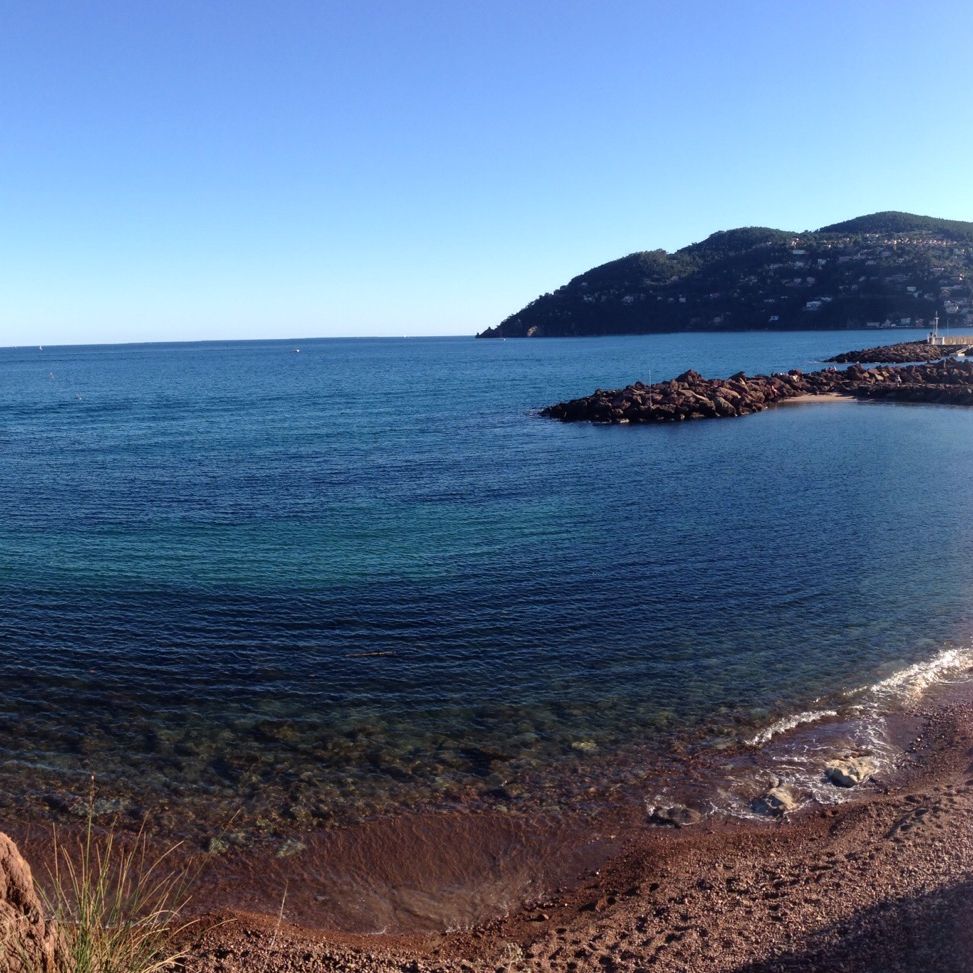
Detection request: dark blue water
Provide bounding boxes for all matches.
[2,331,973,837]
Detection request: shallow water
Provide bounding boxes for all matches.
[2,330,973,844]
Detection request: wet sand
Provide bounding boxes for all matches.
[177,690,973,972]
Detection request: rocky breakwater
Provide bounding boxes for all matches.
[826,340,960,364]
[541,360,973,424]
[852,358,973,407]
[540,368,851,424]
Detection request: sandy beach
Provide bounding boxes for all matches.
[776,392,855,405]
[169,685,973,973]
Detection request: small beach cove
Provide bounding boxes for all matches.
[7,643,973,972]
[7,4,973,966]
[4,332,973,969]
[777,392,852,405]
[16,663,964,973]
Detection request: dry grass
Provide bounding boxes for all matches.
[46,826,190,971]
[24,793,197,973]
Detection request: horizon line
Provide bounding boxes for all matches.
[1,333,478,351]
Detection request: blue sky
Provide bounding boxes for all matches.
[2,0,972,345]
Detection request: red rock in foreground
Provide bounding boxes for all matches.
[0,832,57,972]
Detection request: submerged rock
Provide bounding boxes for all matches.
[826,756,878,788]
[276,838,307,858]
[571,740,598,753]
[648,804,703,828]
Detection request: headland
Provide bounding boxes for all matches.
[478,211,973,340]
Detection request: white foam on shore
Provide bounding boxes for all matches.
[706,641,973,824]
[745,709,838,746]
[863,645,973,704]
[748,644,973,754]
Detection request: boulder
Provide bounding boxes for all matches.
[762,785,798,816]
[825,756,878,788]
[751,781,799,818]
[675,369,704,385]
[0,833,57,972]
[750,779,800,817]
[648,804,702,828]
[711,395,738,417]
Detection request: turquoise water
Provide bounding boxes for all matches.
[2,331,973,837]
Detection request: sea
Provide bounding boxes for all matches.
[3,329,973,927]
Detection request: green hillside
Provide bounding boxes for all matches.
[478,212,973,338]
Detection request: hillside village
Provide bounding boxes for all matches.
[478,212,973,338]
[739,231,973,331]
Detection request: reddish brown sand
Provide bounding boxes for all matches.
[178,697,973,973]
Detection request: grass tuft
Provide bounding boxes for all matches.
[38,791,195,973]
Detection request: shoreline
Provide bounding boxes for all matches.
[5,649,973,973]
[8,661,973,971]
[173,683,973,971]
[6,337,973,969]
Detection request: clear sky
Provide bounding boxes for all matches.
[2,0,972,345]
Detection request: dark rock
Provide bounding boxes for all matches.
[649,804,703,828]
[826,341,961,365]
[676,369,704,384]
[541,359,973,425]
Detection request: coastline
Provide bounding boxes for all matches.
[8,646,973,971]
[173,682,973,971]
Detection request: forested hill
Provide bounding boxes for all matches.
[477,212,973,338]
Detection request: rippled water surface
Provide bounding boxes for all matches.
[2,331,973,838]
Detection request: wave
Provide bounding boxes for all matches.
[698,640,973,824]
[745,708,838,746]
[862,645,973,703]
[744,643,973,753]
